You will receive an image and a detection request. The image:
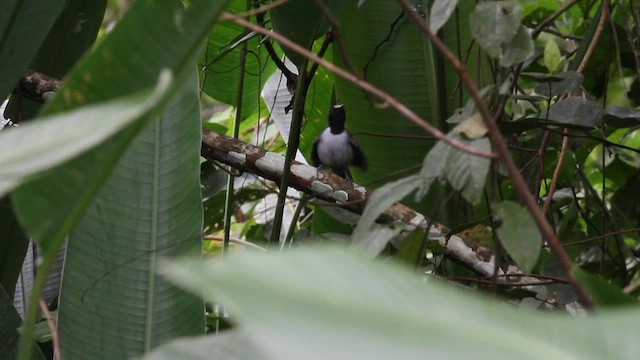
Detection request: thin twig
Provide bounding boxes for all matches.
[542,129,569,214]
[532,0,579,39]
[561,227,640,247]
[234,0,289,19]
[203,234,267,251]
[39,299,61,360]
[577,0,610,73]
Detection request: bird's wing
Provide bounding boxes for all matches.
[349,136,368,171]
[311,137,321,167]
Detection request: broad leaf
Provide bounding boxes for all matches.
[352,175,424,255]
[144,331,266,360]
[58,71,205,359]
[543,38,562,74]
[161,247,640,359]
[546,97,602,128]
[421,134,491,204]
[492,201,540,274]
[12,0,231,357]
[500,25,534,67]
[532,71,583,97]
[603,106,640,128]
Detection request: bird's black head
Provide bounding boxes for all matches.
[328,104,346,133]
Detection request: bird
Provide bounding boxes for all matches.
[311,104,368,181]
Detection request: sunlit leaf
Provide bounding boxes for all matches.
[544,38,562,74]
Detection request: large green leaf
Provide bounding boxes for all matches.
[58,71,204,359]
[351,175,424,254]
[0,0,65,101]
[160,247,640,359]
[144,331,266,360]
[492,201,541,274]
[11,0,231,357]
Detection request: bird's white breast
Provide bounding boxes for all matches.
[316,128,353,168]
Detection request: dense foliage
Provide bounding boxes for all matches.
[1,0,640,359]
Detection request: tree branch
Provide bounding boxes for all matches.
[201,128,544,287]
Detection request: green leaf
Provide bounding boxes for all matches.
[500,25,534,67]
[144,331,267,360]
[544,38,562,74]
[603,106,640,128]
[0,75,171,200]
[57,71,204,359]
[161,247,640,360]
[492,201,541,274]
[546,97,602,128]
[573,267,636,306]
[12,0,231,357]
[352,175,424,254]
[0,0,66,100]
[421,134,491,204]
[470,0,522,58]
[429,0,459,34]
[532,71,583,97]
